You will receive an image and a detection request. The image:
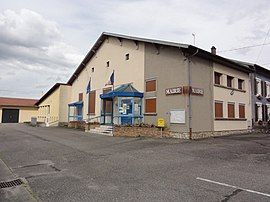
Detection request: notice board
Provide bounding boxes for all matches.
[170,110,185,124]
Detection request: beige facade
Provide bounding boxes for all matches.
[213,63,252,131]
[144,44,213,133]
[37,84,71,126]
[0,106,38,123]
[70,36,145,121]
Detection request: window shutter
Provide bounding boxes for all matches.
[145,98,156,113]
[88,91,96,114]
[261,81,264,96]
[102,88,112,113]
[146,80,156,92]
[228,103,235,118]
[239,105,245,119]
[262,105,265,121]
[215,102,223,118]
[255,104,258,121]
[254,78,257,95]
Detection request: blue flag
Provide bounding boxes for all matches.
[86,78,91,94]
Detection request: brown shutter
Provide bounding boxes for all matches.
[146,80,156,92]
[88,91,96,114]
[145,98,156,113]
[103,88,112,113]
[215,102,223,118]
[79,93,83,101]
[239,104,245,119]
[228,103,235,118]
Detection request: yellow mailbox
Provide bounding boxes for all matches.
[157,118,165,128]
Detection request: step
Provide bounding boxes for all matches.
[99,125,113,129]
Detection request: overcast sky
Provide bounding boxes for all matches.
[0,0,270,99]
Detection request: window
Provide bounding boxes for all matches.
[266,82,270,97]
[145,98,156,113]
[79,93,83,101]
[214,72,222,85]
[106,61,110,67]
[267,105,270,121]
[146,79,156,92]
[239,104,245,119]
[88,91,96,114]
[238,79,244,90]
[125,53,129,60]
[91,67,95,72]
[228,103,235,118]
[255,103,262,121]
[103,88,112,113]
[215,101,223,118]
[255,78,262,95]
[227,76,234,88]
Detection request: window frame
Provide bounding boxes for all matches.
[145,79,157,92]
[238,79,244,90]
[215,101,223,118]
[227,102,235,118]
[214,72,222,85]
[145,97,157,114]
[239,103,245,119]
[227,75,234,88]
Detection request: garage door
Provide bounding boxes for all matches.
[2,109,19,123]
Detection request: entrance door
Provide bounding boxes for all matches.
[120,98,133,125]
[2,109,19,123]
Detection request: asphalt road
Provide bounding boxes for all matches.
[0,124,269,202]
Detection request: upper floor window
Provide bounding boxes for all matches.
[106,61,110,67]
[91,67,95,72]
[238,79,244,90]
[255,78,262,95]
[125,53,129,60]
[214,72,222,85]
[227,76,234,88]
[145,79,156,92]
[266,82,270,97]
[79,93,83,101]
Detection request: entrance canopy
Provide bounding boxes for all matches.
[68,101,83,107]
[100,84,143,100]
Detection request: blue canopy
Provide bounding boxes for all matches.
[68,101,83,107]
[100,84,143,99]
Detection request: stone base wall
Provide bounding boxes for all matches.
[113,126,255,139]
[114,126,171,138]
[68,121,86,130]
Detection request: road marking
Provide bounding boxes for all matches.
[196,177,270,198]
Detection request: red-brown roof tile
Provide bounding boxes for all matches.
[0,97,38,107]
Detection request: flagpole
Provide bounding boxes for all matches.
[113,70,115,91]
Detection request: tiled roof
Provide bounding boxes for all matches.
[0,97,38,107]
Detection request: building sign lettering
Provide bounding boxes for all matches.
[165,87,182,95]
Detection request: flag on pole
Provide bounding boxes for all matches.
[86,78,91,94]
[105,71,114,86]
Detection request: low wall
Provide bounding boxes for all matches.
[113,126,254,139]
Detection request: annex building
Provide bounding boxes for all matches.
[0,97,38,123]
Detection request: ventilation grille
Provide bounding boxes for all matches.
[0,179,24,189]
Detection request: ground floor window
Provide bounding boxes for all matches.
[215,101,223,118]
[255,103,262,122]
[228,103,235,118]
[88,90,96,114]
[145,98,156,114]
[239,104,245,119]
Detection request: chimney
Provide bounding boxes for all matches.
[211,46,216,55]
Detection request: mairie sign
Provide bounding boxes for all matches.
[165,87,182,95]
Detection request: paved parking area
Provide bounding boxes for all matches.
[0,124,269,201]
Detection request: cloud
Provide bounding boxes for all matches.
[0,9,83,98]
